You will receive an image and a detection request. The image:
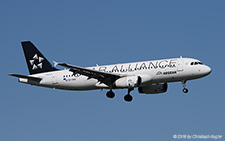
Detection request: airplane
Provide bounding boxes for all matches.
[9,41,212,102]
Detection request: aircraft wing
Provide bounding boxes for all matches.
[9,74,42,81]
[55,62,121,85]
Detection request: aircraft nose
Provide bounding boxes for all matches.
[203,65,212,76]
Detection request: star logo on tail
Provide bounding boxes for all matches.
[30,54,44,70]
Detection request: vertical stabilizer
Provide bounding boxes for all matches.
[21,41,57,74]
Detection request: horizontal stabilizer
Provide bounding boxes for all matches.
[9,74,42,81]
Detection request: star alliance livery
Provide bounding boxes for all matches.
[10,41,211,102]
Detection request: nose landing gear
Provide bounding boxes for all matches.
[183,88,188,93]
[182,80,189,93]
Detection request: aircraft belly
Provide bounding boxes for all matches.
[58,76,98,90]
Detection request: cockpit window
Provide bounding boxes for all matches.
[190,62,203,65]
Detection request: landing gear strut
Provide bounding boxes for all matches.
[124,88,134,102]
[106,83,115,99]
[182,80,189,93]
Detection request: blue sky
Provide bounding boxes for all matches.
[1,0,224,140]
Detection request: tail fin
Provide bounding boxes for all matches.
[21,41,57,75]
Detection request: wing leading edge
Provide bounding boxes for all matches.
[54,62,121,85]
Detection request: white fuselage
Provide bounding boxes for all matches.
[19,58,211,91]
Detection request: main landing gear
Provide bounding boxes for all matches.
[182,80,189,93]
[124,88,134,102]
[106,88,134,102]
[106,84,115,99]
[106,90,115,98]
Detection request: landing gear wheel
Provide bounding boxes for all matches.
[183,88,188,93]
[124,94,133,102]
[106,90,115,98]
[181,80,189,94]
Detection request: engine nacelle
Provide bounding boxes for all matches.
[115,76,141,88]
[137,74,152,85]
[138,83,168,94]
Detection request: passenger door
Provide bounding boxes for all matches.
[177,58,183,71]
[52,72,59,86]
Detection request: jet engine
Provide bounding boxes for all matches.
[115,76,141,88]
[138,83,168,94]
[115,74,152,88]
